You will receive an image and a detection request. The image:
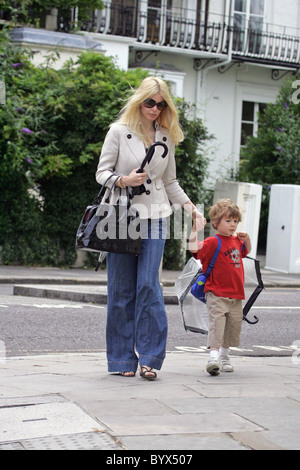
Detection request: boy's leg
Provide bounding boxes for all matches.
[222,299,243,349]
[220,299,243,372]
[205,293,229,375]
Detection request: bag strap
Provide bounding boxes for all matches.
[204,235,221,278]
[94,173,116,204]
[104,179,131,209]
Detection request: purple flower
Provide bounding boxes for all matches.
[15,107,24,112]
[283,102,289,109]
[277,127,283,132]
[26,158,32,164]
[21,127,33,134]
[12,63,24,68]
[276,146,284,152]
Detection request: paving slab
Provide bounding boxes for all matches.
[0,400,104,442]
[99,412,263,436]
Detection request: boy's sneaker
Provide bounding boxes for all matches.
[206,360,220,376]
[220,356,234,372]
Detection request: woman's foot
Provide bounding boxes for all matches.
[139,366,157,381]
[118,371,135,377]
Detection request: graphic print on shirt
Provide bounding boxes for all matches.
[229,248,241,268]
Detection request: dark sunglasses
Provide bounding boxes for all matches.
[143,98,168,111]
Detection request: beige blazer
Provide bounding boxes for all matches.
[95,123,190,219]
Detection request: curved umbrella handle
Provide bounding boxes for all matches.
[136,141,168,173]
[243,315,259,325]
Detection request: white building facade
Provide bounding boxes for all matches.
[6,0,300,187]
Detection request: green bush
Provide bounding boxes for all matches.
[239,74,300,249]
[0,28,212,268]
[0,1,104,27]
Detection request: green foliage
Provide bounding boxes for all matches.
[239,74,300,248]
[0,1,104,26]
[0,28,211,268]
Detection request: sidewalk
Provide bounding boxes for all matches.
[0,265,300,451]
[0,353,299,450]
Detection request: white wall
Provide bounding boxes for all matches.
[267,0,300,33]
[200,63,283,187]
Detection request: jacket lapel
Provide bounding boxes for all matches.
[122,128,145,168]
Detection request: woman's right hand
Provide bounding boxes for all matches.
[122,168,147,187]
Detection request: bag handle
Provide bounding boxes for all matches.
[104,178,132,209]
[94,173,116,204]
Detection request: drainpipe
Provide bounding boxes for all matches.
[204,0,233,73]
[195,0,233,118]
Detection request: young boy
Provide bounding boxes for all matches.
[189,199,251,376]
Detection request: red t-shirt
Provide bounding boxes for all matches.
[193,234,248,299]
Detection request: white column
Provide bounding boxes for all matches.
[265,184,300,273]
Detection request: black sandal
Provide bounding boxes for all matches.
[139,366,157,381]
[118,371,135,377]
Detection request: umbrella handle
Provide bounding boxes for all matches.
[243,315,259,325]
[136,141,168,173]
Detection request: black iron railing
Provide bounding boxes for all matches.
[1,3,299,67]
[84,2,300,66]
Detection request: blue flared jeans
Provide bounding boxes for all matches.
[106,218,168,373]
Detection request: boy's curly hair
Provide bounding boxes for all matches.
[209,198,242,230]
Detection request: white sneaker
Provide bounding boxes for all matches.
[206,360,220,376]
[220,356,234,372]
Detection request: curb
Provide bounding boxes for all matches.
[13,284,179,305]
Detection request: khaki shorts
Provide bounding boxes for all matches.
[206,292,243,349]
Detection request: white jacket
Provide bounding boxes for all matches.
[95,123,190,219]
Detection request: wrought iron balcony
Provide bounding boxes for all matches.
[1,2,299,69]
[83,2,300,68]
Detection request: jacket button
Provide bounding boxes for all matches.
[147,179,152,184]
[127,134,132,139]
[163,137,167,142]
[145,190,150,195]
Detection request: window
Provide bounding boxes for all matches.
[240,101,266,150]
[233,0,265,53]
[147,0,162,43]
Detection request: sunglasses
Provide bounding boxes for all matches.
[143,98,168,111]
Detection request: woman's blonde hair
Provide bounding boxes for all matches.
[209,199,242,229]
[115,76,184,146]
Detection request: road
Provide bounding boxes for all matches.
[0,284,299,358]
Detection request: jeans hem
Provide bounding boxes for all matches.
[138,354,165,371]
[108,360,138,373]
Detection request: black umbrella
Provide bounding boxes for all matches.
[130,141,168,197]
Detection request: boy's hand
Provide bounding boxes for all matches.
[236,231,249,241]
[237,232,252,254]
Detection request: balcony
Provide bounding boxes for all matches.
[82,2,300,69]
[1,2,299,69]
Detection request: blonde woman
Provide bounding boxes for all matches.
[96,76,205,380]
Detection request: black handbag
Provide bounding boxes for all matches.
[76,174,142,257]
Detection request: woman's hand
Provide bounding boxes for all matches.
[192,210,206,232]
[122,168,147,187]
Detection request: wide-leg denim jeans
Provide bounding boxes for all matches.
[106,218,168,373]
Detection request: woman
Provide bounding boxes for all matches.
[96,76,205,380]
